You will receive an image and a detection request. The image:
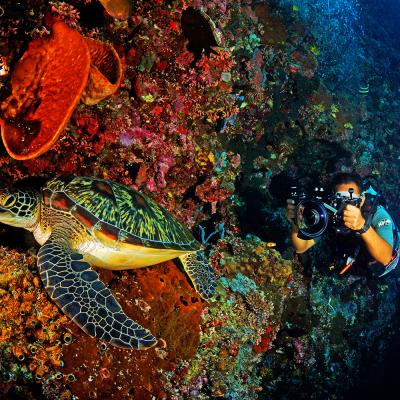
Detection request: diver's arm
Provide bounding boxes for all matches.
[359,227,393,265]
[286,199,315,253]
[343,205,392,265]
[290,223,315,253]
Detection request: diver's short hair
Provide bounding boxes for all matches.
[330,172,362,192]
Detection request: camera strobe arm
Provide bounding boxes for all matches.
[322,202,337,213]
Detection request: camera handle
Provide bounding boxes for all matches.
[355,191,380,234]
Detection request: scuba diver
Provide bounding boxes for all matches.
[285,172,399,276]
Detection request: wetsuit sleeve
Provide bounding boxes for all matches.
[371,206,394,248]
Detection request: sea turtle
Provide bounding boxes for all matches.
[0,175,216,349]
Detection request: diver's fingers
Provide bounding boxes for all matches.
[344,204,358,212]
[342,216,356,225]
[343,216,358,226]
[286,198,295,205]
[343,208,359,217]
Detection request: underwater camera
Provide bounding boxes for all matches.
[291,186,362,239]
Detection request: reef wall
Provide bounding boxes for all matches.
[0,0,399,399]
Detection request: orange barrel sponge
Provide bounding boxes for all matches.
[81,37,122,106]
[0,21,90,160]
[98,0,133,20]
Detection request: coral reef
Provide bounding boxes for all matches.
[263,271,400,399]
[58,261,205,400]
[0,252,206,399]
[0,247,68,387]
[0,0,399,398]
[163,236,294,399]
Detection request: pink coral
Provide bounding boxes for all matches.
[293,338,306,364]
[156,154,175,188]
[120,127,148,145]
[48,1,81,30]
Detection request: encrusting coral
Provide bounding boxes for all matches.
[163,235,295,399]
[0,247,68,384]
[0,0,400,398]
[0,245,206,399]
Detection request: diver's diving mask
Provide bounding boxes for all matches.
[335,191,361,200]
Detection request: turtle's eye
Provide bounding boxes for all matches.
[3,195,16,208]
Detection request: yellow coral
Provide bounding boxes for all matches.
[344,122,354,129]
[330,103,339,118]
[195,147,213,173]
[313,103,325,113]
[310,44,320,57]
[0,247,68,380]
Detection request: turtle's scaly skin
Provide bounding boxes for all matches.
[21,175,216,349]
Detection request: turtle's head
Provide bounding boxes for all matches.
[0,188,40,230]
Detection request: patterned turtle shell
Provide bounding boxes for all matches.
[42,175,200,251]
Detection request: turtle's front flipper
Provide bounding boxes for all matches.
[37,230,157,349]
[179,252,216,299]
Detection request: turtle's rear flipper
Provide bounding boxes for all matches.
[37,229,157,349]
[179,252,216,299]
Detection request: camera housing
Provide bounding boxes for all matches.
[291,186,361,239]
[329,189,361,234]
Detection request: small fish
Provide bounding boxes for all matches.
[266,242,276,248]
[288,63,300,73]
[310,44,320,57]
[358,83,370,94]
[230,225,241,233]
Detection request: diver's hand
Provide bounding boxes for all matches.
[343,204,365,231]
[286,199,296,225]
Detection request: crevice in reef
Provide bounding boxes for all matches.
[181,7,218,61]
